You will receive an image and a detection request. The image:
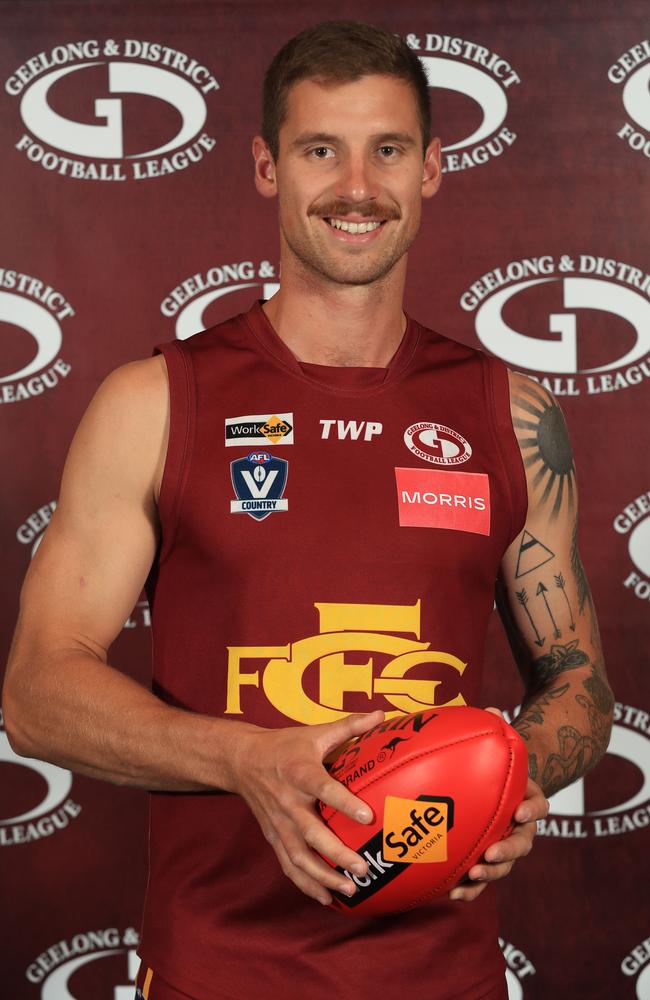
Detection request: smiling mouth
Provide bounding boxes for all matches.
[324,217,385,234]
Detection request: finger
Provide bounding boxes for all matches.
[450,881,488,902]
[272,834,334,906]
[484,823,536,863]
[316,710,385,759]
[515,780,549,822]
[299,808,370,877]
[311,763,375,824]
[275,815,359,897]
[515,798,549,823]
[468,860,515,883]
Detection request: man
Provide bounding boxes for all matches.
[3,20,613,1000]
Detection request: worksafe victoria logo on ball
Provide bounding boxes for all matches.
[405,31,521,173]
[6,39,219,181]
[462,253,650,395]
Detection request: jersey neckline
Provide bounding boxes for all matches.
[241,299,422,397]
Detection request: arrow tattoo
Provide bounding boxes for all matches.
[554,572,576,631]
[537,581,561,639]
[516,588,545,646]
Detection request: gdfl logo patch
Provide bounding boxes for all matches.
[230,451,288,521]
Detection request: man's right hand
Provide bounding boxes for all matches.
[229,710,385,906]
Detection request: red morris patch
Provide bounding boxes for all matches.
[395,468,490,535]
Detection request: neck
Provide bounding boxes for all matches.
[262,254,408,368]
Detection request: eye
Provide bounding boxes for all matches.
[309,146,333,159]
[378,145,399,158]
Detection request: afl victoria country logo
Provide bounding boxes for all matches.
[613,492,650,602]
[405,31,520,173]
[161,260,280,339]
[25,926,139,997]
[0,269,74,402]
[530,700,650,839]
[609,39,650,161]
[462,253,650,395]
[6,40,219,181]
[0,713,81,846]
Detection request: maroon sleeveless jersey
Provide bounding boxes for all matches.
[139,301,527,1000]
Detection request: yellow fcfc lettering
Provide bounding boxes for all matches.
[226,601,467,724]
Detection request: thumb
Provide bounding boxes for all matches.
[484,706,504,719]
[316,710,385,758]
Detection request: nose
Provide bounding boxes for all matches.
[334,151,379,205]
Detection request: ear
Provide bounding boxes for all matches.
[252,136,278,199]
[422,137,442,199]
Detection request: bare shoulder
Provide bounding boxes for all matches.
[63,353,170,510]
[506,369,577,522]
[94,353,168,411]
[507,368,557,408]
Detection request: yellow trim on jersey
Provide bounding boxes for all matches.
[142,966,153,999]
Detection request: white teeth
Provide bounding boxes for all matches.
[327,218,381,234]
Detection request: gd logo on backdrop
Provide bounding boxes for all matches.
[461,252,650,396]
[6,39,219,181]
[405,30,521,174]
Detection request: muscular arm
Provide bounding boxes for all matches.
[2,356,248,791]
[498,372,614,797]
[1,359,378,905]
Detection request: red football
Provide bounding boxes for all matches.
[318,706,528,917]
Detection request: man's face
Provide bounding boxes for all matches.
[255,74,440,287]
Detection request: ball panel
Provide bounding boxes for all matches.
[319,707,528,916]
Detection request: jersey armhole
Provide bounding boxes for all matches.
[482,355,528,547]
[152,339,196,567]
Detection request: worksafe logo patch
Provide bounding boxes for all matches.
[225,413,294,447]
[0,713,81,847]
[404,421,471,466]
[0,268,74,403]
[405,31,520,173]
[160,259,279,339]
[609,39,650,163]
[230,451,288,520]
[462,253,650,396]
[613,491,650,602]
[383,795,453,863]
[6,39,219,181]
[25,926,139,996]
[396,468,490,534]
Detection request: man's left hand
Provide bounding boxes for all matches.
[449,709,549,902]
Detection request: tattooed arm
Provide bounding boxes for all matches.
[497,371,614,797]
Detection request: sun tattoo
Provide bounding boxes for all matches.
[514,382,577,520]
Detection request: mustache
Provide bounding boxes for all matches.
[310,201,400,221]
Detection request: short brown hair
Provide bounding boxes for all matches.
[262,20,431,160]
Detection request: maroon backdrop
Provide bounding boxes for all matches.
[1,1,649,997]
